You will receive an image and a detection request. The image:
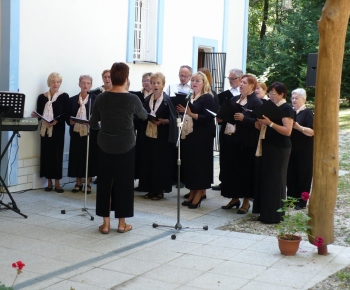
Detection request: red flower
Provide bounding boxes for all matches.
[12,261,25,271]
[301,192,310,201]
[314,236,324,247]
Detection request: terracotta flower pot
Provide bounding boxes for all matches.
[277,235,301,256]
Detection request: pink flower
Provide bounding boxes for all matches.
[301,192,310,201]
[314,236,324,247]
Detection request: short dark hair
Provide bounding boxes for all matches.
[268,81,288,98]
[110,62,129,86]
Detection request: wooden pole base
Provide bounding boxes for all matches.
[318,245,328,255]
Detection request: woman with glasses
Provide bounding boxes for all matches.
[287,88,314,209]
[254,82,294,223]
[138,72,177,200]
[177,71,216,208]
[67,75,98,194]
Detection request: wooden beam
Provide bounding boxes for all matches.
[309,0,350,254]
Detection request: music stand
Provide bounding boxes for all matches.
[60,98,94,221]
[152,99,208,239]
[0,92,27,218]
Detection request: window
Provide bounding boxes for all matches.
[133,0,158,62]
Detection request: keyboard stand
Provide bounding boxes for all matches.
[0,129,27,218]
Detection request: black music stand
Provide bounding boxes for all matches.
[152,98,208,239]
[0,92,27,218]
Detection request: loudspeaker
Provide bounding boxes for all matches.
[306,53,318,87]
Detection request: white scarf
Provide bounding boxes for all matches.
[224,95,248,135]
[145,93,164,138]
[73,94,89,137]
[256,98,287,156]
[181,93,201,139]
[40,91,62,137]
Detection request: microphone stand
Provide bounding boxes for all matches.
[152,97,208,240]
[61,96,94,221]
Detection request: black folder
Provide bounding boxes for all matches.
[170,93,194,110]
[33,111,64,123]
[129,91,144,103]
[218,90,233,106]
[252,100,288,120]
[147,114,158,121]
[70,116,89,124]
[216,99,244,124]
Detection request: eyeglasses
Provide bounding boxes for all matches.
[227,77,240,81]
[191,79,203,83]
[179,74,191,79]
[142,80,150,83]
[291,96,300,100]
[268,92,277,97]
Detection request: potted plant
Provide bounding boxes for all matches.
[276,192,324,255]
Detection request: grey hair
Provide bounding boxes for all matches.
[79,75,93,83]
[179,65,193,74]
[291,88,307,100]
[229,68,243,78]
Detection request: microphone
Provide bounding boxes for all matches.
[185,89,194,100]
[88,87,103,95]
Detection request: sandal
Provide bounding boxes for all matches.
[72,184,83,193]
[143,192,154,199]
[98,224,110,234]
[152,193,164,200]
[117,224,132,233]
[86,185,92,194]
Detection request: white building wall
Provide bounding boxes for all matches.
[13,0,247,190]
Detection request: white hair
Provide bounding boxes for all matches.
[291,88,307,100]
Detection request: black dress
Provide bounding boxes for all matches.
[181,93,215,189]
[219,93,262,198]
[253,102,295,223]
[287,108,314,207]
[36,93,69,179]
[138,93,178,194]
[67,94,98,178]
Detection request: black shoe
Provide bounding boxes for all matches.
[188,196,204,209]
[184,193,206,199]
[221,200,241,209]
[175,182,185,188]
[55,187,64,193]
[237,204,251,214]
[44,187,53,192]
[182,199,193,206]
[211,184,222,191]
[143,192,154,199]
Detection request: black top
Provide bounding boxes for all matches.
[290,108,314,151]
[264,102,295,148]
[89,92,148,154]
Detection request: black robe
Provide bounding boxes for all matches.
[181,93,216,190]
[138,93,178,194]
[67,94,98,178]
[36,92,69,179]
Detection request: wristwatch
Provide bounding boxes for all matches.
[269,122,274,128]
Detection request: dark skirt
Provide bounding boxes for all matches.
[40,128,65,179]
[181,130,214,190]
[68,130,98,178]
[138,136,173,194]
[287,148,313,207]
[253,141,291,223]
[96,146,135,218]
[220,140,242,198]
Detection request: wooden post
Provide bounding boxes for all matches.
[308,0,350,255]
